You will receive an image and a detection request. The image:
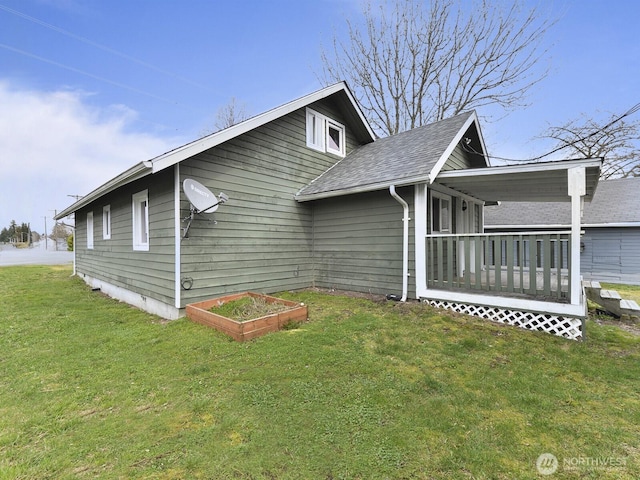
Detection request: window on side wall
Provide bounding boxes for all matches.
[103,205,111,240]
[86,211,94,249]
[306,108,345,157]
[431,193,451,234]
[132,190,149,251]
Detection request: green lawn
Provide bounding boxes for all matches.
[1,266,639,479]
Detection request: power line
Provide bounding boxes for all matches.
[0,3,215,93]
[0,43,191,107]
[464,102,640,164]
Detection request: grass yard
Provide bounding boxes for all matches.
[1,266,639,479]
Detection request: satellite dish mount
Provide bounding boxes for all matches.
[182,179,228,238]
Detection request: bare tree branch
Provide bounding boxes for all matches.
[200,97,251,137]
[320,0,555,136]
[542,112,640,178]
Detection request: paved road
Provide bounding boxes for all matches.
[0,243,73,267]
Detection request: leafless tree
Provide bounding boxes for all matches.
[200,97,251,137]
[320,0,555,136]
[543,112,640,179]
[215,97,250,131]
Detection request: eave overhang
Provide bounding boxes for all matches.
[295,173,431,202]
[54,161,152,220]
[434,158,602,203]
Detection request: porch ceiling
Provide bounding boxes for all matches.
[434,158,601,203]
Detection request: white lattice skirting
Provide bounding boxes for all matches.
[426,300,583,341]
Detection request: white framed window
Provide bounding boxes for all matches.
[326,120,345,156]
[431,192,451,234]
[306,109,325,151]
[102,205,111,240]
[306,108,345,156]
[132,190,149,251]
[86,211,94,249]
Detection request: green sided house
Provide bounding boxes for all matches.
[56,82,601,340]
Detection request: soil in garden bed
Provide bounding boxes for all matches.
[209,296,293,322]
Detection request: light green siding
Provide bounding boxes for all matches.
[74,169,176,305]
[178,102,359,306]
[73,96,425,313]
[441,144,476,171]
[312,188,416,298]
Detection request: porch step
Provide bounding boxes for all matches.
[582,280,602,290]
[600,289,621,300]
[620,299,640,312]
[584,282,640,323]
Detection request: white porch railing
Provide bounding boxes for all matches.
[426,231,573,303]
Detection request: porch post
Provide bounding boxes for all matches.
[414,183,428,297]
[568,166,586,305]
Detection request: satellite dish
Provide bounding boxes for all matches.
[183,178,220,213]
[182,179,229,238]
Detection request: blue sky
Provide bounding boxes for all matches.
[1,0,639,232]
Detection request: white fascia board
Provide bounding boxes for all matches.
[55,161,153,220]
[341,82,377,141]
[429,111,486,182]
[295,174,429,202]
[437,157,602,181]
[474,113,492,167]
[152,82,375,174]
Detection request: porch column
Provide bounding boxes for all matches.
[414,183,428,297]
[568,166,586,305]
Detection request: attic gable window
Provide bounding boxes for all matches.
[306,108,345,157]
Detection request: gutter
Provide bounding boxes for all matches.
[389,185,410,302]
[295,173,430,203]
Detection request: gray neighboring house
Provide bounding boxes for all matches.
[56,82,602,340]
[484,177,640,285]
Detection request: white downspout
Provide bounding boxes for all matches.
[390,185,410,302]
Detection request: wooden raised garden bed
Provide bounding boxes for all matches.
[185,292,308,342]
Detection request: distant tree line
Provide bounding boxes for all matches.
[0,220,73,246]
[0,221,37,244]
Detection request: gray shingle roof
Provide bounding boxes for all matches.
[296,111,475,199]
[484,177,640,227]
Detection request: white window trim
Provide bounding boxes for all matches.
[431,192,452,234]
[306,108,325,152]
[86,211,94,249]
[132,190,149,251]
[102,205,111,240]
[306,108,346,157]
[326,119,345,156]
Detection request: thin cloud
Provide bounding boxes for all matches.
[0,80,181,230]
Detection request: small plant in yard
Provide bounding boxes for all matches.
[1,266,639,479]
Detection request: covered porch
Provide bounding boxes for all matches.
[415,158,602,340]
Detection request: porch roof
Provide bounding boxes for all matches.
[434,158,602,203]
